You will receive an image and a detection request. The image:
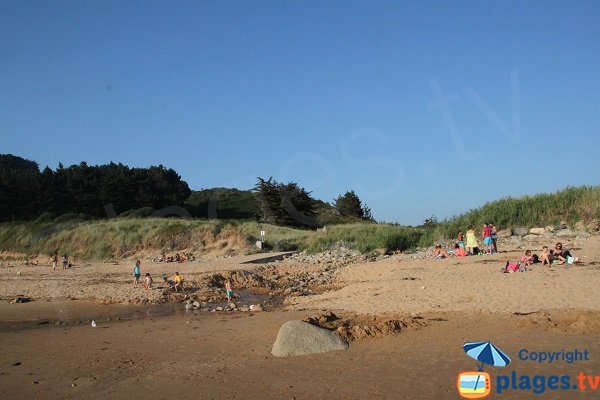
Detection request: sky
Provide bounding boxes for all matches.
[1,0,599,225]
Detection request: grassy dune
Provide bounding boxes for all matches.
[427,185,600,241]
[1,186,598,260]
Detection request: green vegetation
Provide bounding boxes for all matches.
[1,185,598,260]
[424,185,600,242]
[185,188,259,220]
[334,190,373,221]
[0,154,190,221]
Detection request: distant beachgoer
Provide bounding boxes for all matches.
[540,246,552,267]
[62,254,68,270]
[434,244,449,259]
[490,223,498,253]
[482,223,493,255]
[520,250,534,267]
[456,231,465,248]
[453,243,467,257]
[142,273,153,289]
[466,227,478,255]
[51,252,58,271]
[133,260,141,288]
[173,272,184,292]
[225,279,233,301]
[552,242,571,264]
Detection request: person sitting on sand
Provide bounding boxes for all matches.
[173,272,184,292]
[540,246,552,267]
[142,273,153,290]
[520,250,534,267]
[225,279,234,302]
[552,242,572,264]
[466,227,478,255]
[161,274,172,288]
[434,244,449,259]
[133,260,141,288]
[452,243,467,257]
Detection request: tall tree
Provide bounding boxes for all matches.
[253,177,317,227]
[334,190,373,221]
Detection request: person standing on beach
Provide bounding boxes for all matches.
[133,260,141,288]
[466,227,478,255]
[456,231,465,248]
[51,252,58,271]
[62,254,68,270]
[482,223,493,255]
[490,223,498,253]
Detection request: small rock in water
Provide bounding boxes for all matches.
[216,306,223,311]
[239,306,250,312]
[249,304,263,312]
[192,301,201,308]
[420,286,426,290]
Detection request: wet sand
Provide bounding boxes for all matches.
[1,308,599,400]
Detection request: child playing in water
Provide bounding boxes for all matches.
[225,279,234,302]
[540,246,552,267]
[142,273,153,289]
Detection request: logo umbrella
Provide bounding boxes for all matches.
[463,341,511,395]
[464,341,511,371]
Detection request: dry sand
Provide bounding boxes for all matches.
[1,237,599,399]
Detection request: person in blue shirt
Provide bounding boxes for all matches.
[133,260,141,288]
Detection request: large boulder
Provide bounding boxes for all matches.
[496,229,512,238]
[271,320,349,357]
[529,227,545,235]
[512,227,529,236]
[555,229,576,238]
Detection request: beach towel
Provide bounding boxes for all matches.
[504,261,520,272]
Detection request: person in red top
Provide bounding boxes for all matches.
[482,223,493,255]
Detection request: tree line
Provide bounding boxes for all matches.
[0,154,191,221]
[1,154,374,226]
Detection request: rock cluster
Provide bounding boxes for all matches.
[286,248,363,266]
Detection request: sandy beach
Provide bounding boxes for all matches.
[1,236,600,399]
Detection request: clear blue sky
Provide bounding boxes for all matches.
[2,0,599,225]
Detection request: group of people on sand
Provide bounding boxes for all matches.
[503,242,579,273]
[152,253,195,263]
[50,252,71,270]
[434,223,499,259]
[132,260,185,292]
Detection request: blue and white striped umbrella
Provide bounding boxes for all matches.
[463,341,511,370]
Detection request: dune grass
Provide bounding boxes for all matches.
[1,185,598,260]
[426,185,600,241]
